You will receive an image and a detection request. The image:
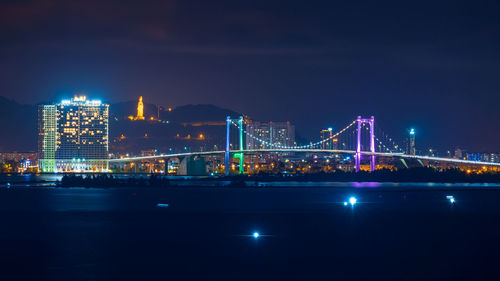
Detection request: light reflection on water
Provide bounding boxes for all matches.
[46,188,115,211]
[351,182,381,188]
[0,173,63,184]
[1,173,500,189]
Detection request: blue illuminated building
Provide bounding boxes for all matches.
[38,96,109,172]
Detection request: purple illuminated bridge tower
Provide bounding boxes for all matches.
[355,116,376,172]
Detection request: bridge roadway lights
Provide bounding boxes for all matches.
[108,150,500,171]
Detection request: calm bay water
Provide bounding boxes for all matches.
[1,176,500,280]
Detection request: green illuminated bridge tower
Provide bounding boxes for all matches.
[225,116,244,175]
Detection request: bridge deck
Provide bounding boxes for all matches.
[109,149,500,167]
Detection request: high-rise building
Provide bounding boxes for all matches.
[38,96,109,172]
[245,121,269,150]
[320,128,334,150]
[38,105,57,171]
[246,121,295,149]
[466,153,482,162]
[406,128,416,155]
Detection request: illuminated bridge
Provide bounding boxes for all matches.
[109,116,500,173]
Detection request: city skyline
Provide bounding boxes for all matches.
[23,94,499,174]
[1,93,498,154]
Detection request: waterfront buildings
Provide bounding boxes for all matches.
[466,152,500,163]
[38,96,109,172]
[0,152,37,172]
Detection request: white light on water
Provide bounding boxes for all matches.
[349,197,357,206]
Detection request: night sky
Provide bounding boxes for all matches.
[1,0,499,151]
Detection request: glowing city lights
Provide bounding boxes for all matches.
[446,195,455,204]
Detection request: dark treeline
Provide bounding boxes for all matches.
[58,174,170,188]
[57,168,500,188]
[225,167,500,183]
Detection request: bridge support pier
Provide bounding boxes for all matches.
[225,116,230,175]
[355,116,361,172]
[238,116,244,174]
[225,116,245,175]
[370,116,376,172]
[355,116,376,172]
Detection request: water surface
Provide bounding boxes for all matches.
[1,183,499,280]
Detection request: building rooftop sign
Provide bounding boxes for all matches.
[60,95,102,106]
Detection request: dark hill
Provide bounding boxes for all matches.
[0,97,37,152]
[166,104,240,123]
[0,96,241,152]
[111,102,240,123]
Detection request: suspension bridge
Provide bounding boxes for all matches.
[109,116,500,174]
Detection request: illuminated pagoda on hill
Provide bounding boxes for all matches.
[136,96,145,120]
[128,96,149,121]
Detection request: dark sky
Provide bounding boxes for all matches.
[1,0,499,151]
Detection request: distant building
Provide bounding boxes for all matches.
[177,156,208,176]
[0,152,38,172]
[245,121,295,149]
[454,148,463,159]
[466,153,482,162]
[319,128,339,150]
[38,96,109,172]
[490,153,500,163]
[320,129,332,150]
[0,152,38,164]
[471,152,500,163]
[482,153,497,163]
[493,153,500,163]
[406,128,416,155]
[141,149,158,157]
